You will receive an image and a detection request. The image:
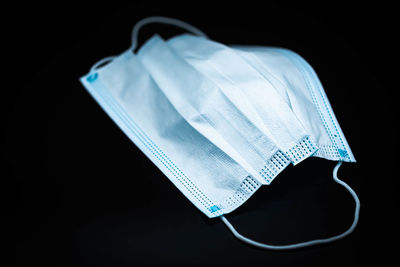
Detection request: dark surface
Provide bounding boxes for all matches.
[2,2,397,266]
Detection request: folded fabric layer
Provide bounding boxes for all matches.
[138,35,292,184]
[233,46,355,162]
[167,34,318,165]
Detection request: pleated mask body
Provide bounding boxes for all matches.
[138,35,292,185]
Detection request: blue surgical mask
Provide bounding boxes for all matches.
[80,16,360,250]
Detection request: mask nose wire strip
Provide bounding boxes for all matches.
[89,16,208,73]
[220,161,360,250]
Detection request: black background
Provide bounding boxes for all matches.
[2,2,398,266]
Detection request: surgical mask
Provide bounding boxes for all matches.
[80,16,360,250]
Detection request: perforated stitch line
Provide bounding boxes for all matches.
[313,145,341,159]
[286,135,317,164]
[95,82,218,214]
[224,175,261,210]
[259,150,289,183]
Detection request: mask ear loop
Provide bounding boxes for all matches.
[130,16,208,52]
[89,16,208,73]
[221,161,360,250]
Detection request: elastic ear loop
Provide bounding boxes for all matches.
[221,161,360,250]
[89,16,208,73]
